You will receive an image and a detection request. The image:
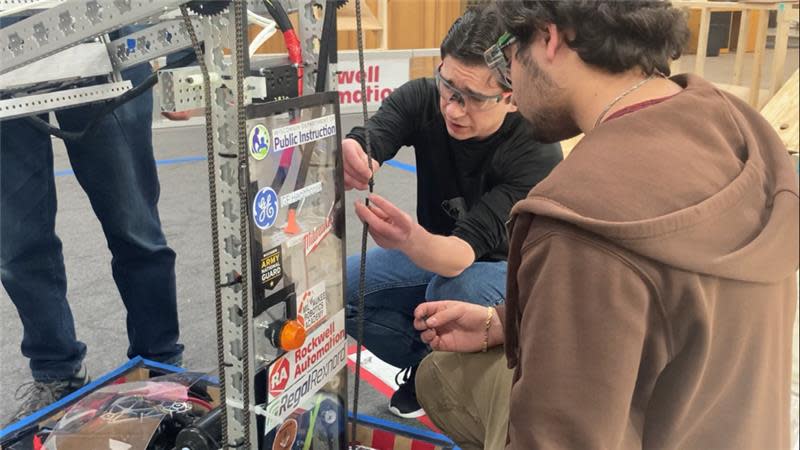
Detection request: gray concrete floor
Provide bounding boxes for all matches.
[1,48,798,432]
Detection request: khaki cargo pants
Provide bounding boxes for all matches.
[416,348,514,450]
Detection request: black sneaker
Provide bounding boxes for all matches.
[6,365,91,426]
[388,365,425,419]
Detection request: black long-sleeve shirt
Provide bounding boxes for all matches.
[347,78,563,261]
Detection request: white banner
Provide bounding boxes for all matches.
[337,58,410,114]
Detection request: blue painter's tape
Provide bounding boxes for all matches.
[384,159,417,173]
[54,155,208,177]
[348,411,459,448]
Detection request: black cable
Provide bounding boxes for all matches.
[261,0,292,32]
[315,0,339,93]
[351,0,375,442]
[23,50,198,142]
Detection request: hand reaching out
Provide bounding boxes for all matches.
[354,194,416,251]
[413,301,502,353]
[342,138,380,191]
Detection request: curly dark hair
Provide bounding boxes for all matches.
[496,1,689,76]
[441,4,504,67]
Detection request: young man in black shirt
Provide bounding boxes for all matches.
[343,6,562,418]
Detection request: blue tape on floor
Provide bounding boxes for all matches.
[54,155,417,176]
[383,159,417,174]
[54,155,208,177]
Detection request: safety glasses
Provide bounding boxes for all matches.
[434,63,508,113]
[484,32,516,89]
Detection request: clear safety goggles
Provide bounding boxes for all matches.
[434,63,509,112]
[484,32,517,89]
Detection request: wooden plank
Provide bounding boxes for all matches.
[748,10,770,106]
[760,69,800,153]
[378,0,388,49]
[768,3,791,96]
[694,7,711,75]
[338,0,383,31]
[732,9,750,84]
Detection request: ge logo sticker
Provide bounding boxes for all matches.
[253,187,279,230]
[249,124,270,160]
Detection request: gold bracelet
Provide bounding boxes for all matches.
[482,306,494,353]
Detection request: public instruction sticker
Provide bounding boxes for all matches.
[259,247,283,290]
[249,124,270,160]
[253,187,279,230]
[270,115,337,153]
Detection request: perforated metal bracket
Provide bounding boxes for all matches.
[0,0,186,75]
[107,17,202,71]
[158,65,267,112]
[0,41,110,91]
[0,80,131,119]
[0,0,66,13]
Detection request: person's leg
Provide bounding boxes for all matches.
[345,248,434,369]
[55,62,182,363]
[1,117,92,424]
[377,260,508,418]
[425,260,507,307]
[416,349,513,450]
[0,117,87,381]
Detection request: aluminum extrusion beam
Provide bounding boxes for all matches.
[107,17,202,72]
[0,79,131,119]
[0,0,185,75]
[0,41,110,90]
[0,0,66,14]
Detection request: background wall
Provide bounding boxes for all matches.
[251,0,468,78]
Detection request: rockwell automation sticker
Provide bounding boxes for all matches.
[260,247,283,290]
[265,310,346,432]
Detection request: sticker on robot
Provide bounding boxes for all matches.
[280,181,322,207]
[253,187,279,230]
[304,213,334,256]
[271,418,298,450]
[269,357,291,397]
[264,311,347,432]
[249,124,271,160]
[297,282,328,331]
[270,115,337,153]
[260,247,283,290]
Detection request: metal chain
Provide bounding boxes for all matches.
[350,0,375,442]
[233,1,252,447]
[178,5,229,445]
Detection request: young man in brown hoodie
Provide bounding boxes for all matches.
[412,1,800,449]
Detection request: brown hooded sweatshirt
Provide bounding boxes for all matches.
[498,74,799,450]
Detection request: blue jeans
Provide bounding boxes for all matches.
[0,62,183,381]
[345,248,506,369]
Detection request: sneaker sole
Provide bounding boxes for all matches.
[388,405,426,419]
